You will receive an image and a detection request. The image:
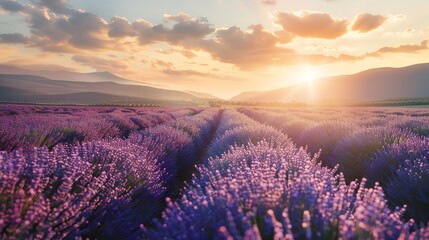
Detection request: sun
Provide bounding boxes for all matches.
[297,66,320,84]
[303,72,317,83]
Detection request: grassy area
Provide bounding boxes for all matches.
[209,98,429,108]
[386,105,429,108]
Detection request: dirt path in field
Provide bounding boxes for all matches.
[169,109,225,199]
[195,109,225,164]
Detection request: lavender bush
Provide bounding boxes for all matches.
[0,105,195,151]
[1,105,428,239]
[366,137,429,186]
[385,159,429,222]
[297,121,357,167]
[330,127,412,182]
[147,141,426,239]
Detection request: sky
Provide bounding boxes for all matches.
[0,0,428,99]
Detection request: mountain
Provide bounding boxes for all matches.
[231,63,429,103]
[0,74,203,105]
[0,65,146,85]
[0,89,193,106]
[230,91,266,102]
[185,90,221,100]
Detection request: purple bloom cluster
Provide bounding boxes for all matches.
[367,137,429,222]
[0,107,221,239]
[0,136,170,238]
[1,105,428,239]
[297,121,358,166]
[0,105,197,151]
[148,141,427,239]
[208,110,293,157]
[367,137,429,186]
[386,158,429,222]
[239,107,429,223]
[331,126,414,181]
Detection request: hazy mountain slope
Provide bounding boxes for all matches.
[231,63,429,102]
[0,74,200,102]
[0,65,145,85]
[230,91,266,102]
[185,90,221,100]
[0,88,195,105]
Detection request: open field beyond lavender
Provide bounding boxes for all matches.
[1,104,429,239]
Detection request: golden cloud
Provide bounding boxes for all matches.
[352,13,387,33]
[274,11,349,39]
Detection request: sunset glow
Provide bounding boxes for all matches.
[0,0,428,99]
[303,73,317,83]
[298,66,321,84]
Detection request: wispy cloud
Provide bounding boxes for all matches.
[72,55,128,71]
[0,33,30,44]
[162,68,211,77]
[151,60,174,69]
[339,40,429,61]
[369,39,429,56]
[156,48,197,58]
[352,13,387,33]
[261,0,277,5]
[274,11,349,39]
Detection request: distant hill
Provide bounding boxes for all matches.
[0,74,204,105]
[185,90,221,100]
[0,88,194,106]
[231,63,429,103]
[0,65,146,85]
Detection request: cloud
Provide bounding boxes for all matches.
[108,16,136,38]
[0,2,427,71]
[156,48,197,58]
[0,0,24,12]
[132,13,214,46]
[162,69,209,77]
[179,49,197,58]
[0,3,215,53]
[182,24,429,70]
[164,12,192,23]
[167,14,214,41]
[0,1,133,52]
[193,24,337,70]
[31,0,70,14]
[261,0,277,5]
[59,10,110,49]
[72,55,128,71]
[152,60,174,68]
[369,39,429,56]
[274,11,348,39]
[199,24,288,69]
[338,40,429,61]
[0,33,30,44]
[21,6,122,52]
[352,13,387,33]
[274,30,294,44]
[154,56,220,78]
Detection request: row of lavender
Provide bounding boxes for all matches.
[147,109,428,239]
[1,106,428,239]
[0,105,201,152]
[0,108,221,239]
[239,107,429,223]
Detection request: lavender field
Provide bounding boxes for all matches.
[1,104,429,239]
